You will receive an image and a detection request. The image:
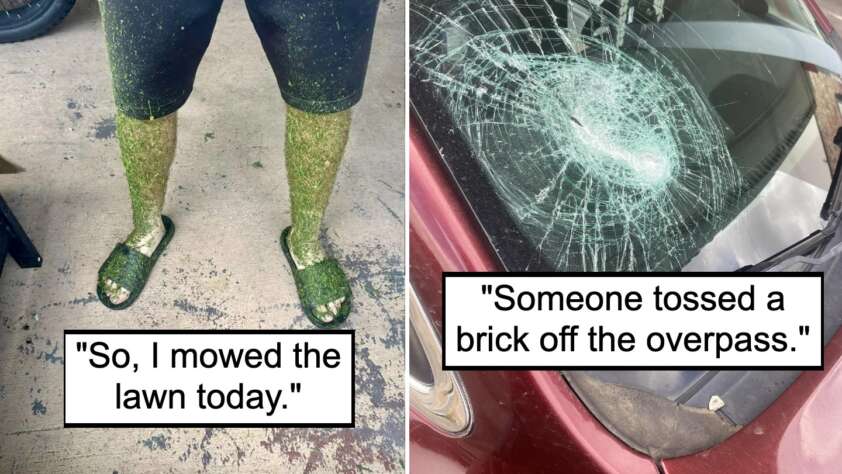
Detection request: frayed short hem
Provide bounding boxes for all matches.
[115,91,190,121]
[281,90,363,114]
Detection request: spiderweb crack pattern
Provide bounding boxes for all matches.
[411,0,743,271]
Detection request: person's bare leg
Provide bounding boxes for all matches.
[285,106,352,321]
[102,111,177,304]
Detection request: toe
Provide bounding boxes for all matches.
[314,304,335,323]
[104,278,131,305]
[115,291,130,305]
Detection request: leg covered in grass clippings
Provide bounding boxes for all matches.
[282,106,353,326]
[97,112,177,309]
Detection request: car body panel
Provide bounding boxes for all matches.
[409,115,658,474]
[410,110,842,472]
[661,333,842,474]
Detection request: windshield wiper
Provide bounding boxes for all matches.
[821,128,842,220]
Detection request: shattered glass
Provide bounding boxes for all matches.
[411,0,814,271]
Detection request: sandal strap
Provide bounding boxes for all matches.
[99,243,152,293]
[297,258,351,307]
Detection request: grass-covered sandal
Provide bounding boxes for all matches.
[281,227,352,328]
[96,215,175,310]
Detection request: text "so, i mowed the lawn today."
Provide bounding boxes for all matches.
[64,330,354,427]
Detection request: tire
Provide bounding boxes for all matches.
[0,0,76,44]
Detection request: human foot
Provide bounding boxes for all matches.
[282,227,351,326]
[97,216,175,309]
[102,219,165,305]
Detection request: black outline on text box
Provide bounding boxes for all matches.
[442,272,824,371]
[63,329,355,428]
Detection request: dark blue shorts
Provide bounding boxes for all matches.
[99,0,379,119]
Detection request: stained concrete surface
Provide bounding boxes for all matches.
[0,0,404,472]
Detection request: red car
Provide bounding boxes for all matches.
[409,0,842,472]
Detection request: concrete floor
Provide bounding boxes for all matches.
[0,0,405,472]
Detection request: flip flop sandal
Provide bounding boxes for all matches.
[281,226,352,328]
[96,215,175,310]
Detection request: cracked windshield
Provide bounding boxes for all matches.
[410,0,837,272]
